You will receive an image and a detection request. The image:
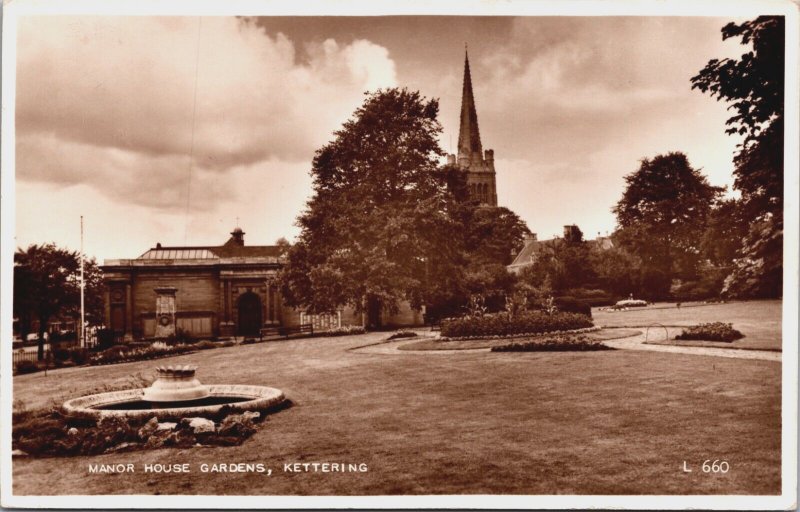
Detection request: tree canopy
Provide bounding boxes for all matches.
[279,89,464,322]
[14,244,103,359]
[613,152,723,295]
[279,88,532,324]
[691,16,784,297]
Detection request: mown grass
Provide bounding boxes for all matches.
[593,300,782,351]
[12,326,780,496]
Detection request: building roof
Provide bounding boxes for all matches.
[102,228,286,268]
[507,235,615,272]
[136,245,284,260]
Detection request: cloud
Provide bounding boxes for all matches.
[16,16,397,206]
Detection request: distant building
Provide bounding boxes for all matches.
[101,228,423,341]
[507,225,615,274]
[446,50,498,207]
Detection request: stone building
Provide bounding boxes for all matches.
[100,228,303,341]
[446,50,498,207]
[101,228,423,340]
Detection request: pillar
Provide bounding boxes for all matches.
[124,283,133,342]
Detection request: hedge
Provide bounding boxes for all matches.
[441,311,593,338]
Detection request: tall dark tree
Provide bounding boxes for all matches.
[13,244,102,360]
[462,206,530,266]
[692,16,784,297]
[279,89,464,324]
[613,152,723,297]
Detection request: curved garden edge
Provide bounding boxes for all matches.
[600,324,782,353]
[397,328,642,352]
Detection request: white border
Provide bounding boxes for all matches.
[1,0,798,509]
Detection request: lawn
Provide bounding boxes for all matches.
[12,328,781,495]
[593,300,782,351]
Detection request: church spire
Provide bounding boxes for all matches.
[457,47,483,161]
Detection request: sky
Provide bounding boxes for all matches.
[13,15,750,262]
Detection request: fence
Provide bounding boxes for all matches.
[12,349,51,367]
[299,311,342,332]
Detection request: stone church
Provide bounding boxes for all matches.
[100,50,497,339]
[446,50,498,207]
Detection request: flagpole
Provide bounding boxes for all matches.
[80,216,85,349]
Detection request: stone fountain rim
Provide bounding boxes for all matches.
[62,384,285,420]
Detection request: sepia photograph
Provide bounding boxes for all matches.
[1,0,797,509]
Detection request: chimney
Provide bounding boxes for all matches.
[484,149,494,163]
[524,232,537,245]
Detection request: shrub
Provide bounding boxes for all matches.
[53,348,72,362]
[194,340,217,350]
[563,288,616,307]
[387,331,418,341]
[491,334,613,352]
[14,360,39,375]
[322,326,366,337]
[553,297,592,317]
[441,311,593,339]
[221,340,235,347]
[165,327,193,346]
[241,338,259,345]
[675,322,744,342]
[96,328,115,350]
[88,343,195,365]
[68,348,89,365]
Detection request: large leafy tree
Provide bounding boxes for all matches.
[14,244,103,359]
[279,89,465,323]
[691,16,784,297]
[613,152,723,297]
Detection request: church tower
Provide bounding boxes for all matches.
[447,48,498,207]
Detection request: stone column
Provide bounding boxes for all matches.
[264,280,272,324]
[103,288,111,328]
[124,283,133,342]
[218,279,235,337]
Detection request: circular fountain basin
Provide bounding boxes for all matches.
[63,385,286,421]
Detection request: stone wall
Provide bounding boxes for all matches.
[132,270,220,338]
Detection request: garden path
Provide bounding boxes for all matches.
[601,328,781,362]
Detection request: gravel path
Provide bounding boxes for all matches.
[602,328,781,362]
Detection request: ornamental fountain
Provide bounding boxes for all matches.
[63,365,285,420]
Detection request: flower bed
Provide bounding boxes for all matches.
[88,344,197,366]
[491,334,613,352]
[610,299,649,309]
[320,326,366,337]
[440,311,593,339]
[11,404,281,458]
[675,322,744,343]
[387,331,418,341]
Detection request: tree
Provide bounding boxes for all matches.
[279,89,464,325]
[462,206,530,266]
[13,244,103,360]
[700,198,749,267]
[612,152,723,297]
[692,16,784,297]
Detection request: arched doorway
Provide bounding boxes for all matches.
[237,292,262,337]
